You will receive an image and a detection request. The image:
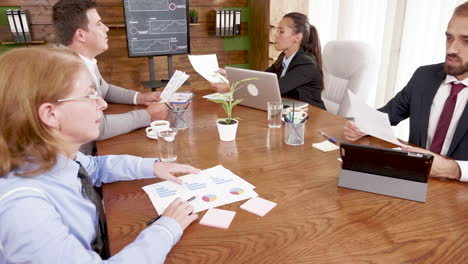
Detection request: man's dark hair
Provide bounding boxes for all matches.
[52,0,97,45]
[454,1,468,16]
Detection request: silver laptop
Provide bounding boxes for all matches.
[226,67,308,111]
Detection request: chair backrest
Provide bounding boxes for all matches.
[321,40,377,117]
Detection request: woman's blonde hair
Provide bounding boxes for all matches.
[0,47,84,177]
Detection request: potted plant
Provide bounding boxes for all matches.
[208,77,258,141]
[189,8,199,24]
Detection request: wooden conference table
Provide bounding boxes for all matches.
[98,91,467,263]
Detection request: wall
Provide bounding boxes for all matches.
[0,0,250,91]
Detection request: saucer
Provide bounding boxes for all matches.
[146,133,158,140]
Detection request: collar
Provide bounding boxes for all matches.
[282,49,298,65]
[78,54,97,65]
[44,153,81,185]
[444,75,468,87]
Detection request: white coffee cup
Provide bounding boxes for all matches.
[146,120,170,139]
[284,109,308,122]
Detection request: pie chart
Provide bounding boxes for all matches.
[202,194,217,202]
[229,187,244,195]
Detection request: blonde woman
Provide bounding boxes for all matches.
[0,47,199,263]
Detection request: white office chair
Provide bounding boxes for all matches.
[321,40,377,117]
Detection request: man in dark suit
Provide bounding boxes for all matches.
[344,2,468,182]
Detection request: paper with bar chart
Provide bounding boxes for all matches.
[142,165,258,214]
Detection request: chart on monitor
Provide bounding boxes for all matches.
[123,0,190,57]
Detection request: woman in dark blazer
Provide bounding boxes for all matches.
[212,12,326,110]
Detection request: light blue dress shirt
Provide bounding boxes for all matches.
[0,152,183,263]
[280,50,298,78]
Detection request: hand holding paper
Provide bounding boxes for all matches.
[159,70,190,103]
[188,54,229,83]
[347,90,406,147]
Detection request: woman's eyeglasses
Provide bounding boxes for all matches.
[57,90,101,103]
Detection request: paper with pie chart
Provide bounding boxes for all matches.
[142,165,258,214]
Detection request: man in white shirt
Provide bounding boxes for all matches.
[344,2,468,182]
[53,0,168,154]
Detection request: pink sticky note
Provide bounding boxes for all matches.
[199,208,236,229]
[240,197,277,216]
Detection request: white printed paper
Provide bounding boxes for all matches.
[142,165,258,214]
[188,54,229,83]
[348,90,405,147]
[202,92,230,101]
[160,70,190,102]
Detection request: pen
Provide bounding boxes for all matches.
[145,196,196,226]
[183,101,192,110]
[319,130,338,144]
[299,116,309,123]
[283,115,292,123]
[292,102,295,123]
[164,103,174,111]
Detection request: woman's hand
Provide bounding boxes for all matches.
[163,198,198,230]
[210,68,230,93]
[153,162,201,184]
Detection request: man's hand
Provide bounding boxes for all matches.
[344,121,366,141]
[162,198,198,230]
[137,91,162,106]
[153,162,201,184]
[403,146,461,180]
[146,103,169,121]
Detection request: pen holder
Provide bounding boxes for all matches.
[284,122,305,146]
[169,107,190,129]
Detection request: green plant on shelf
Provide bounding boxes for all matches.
[189,8,198,18]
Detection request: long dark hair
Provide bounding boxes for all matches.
[274,12,324,90]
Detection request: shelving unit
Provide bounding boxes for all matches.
[1,40,45,45]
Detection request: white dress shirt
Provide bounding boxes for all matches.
[78,54,139,105]
[280,50,298,78]
[426,75,468,181]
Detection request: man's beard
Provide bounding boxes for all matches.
[444,54,468,76]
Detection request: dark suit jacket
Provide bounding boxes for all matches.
[266,48,326,110]
[379,63,468,161]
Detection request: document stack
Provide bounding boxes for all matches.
[215,9,241,36]
[6,9,32,43]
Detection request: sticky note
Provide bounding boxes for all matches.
[312,140,339,152]
[240,197,277,216]
[199,208,236,229]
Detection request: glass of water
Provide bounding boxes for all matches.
[267,101,283,128]
[157,128,178,162]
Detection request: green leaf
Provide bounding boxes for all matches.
[232,78,259,90]
[221,102,229,113]
[231,99,243,108]
[208,99,227,104]
[208,77,259,122]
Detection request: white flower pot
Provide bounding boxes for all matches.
[216,120,238,141]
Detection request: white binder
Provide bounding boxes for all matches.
[19,9,32,43]
[215,10,221,36]
[12,9,25,43]
[6,9,20,43]
[234,10,241,35]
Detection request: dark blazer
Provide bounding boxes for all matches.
[266,48,326,110]
[379,63,468,161]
